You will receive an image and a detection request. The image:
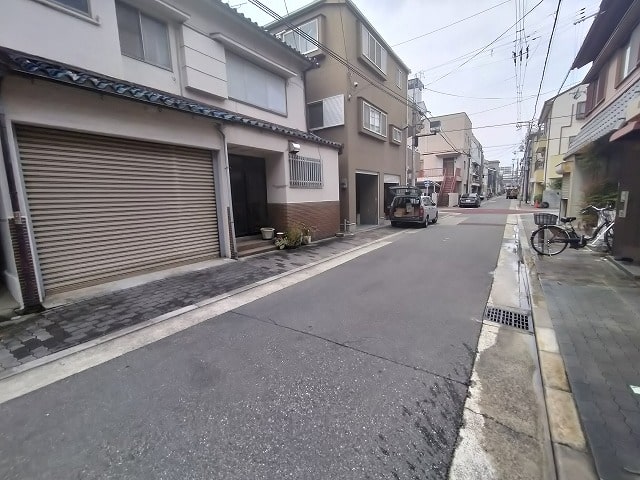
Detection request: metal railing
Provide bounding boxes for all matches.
[289,154,323,189]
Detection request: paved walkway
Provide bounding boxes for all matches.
[521,214,640,480]
[0,226,400,374]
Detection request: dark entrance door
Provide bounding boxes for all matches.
[229,155,268,237]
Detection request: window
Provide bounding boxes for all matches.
[395,68,403,89]
[585,69,607,113]
[568,136,576,147]
[279,18,319,55]
[361,24,387,73]
[227,52,287,115]
[51,0,89,14]
[362,101,387,137]
[116,1,171,69]
[617,42,633,83]
[289,154,323,188]
[576,101,586,120]
[308,94,344,130]
[391,126,402,144]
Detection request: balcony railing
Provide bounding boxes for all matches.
[417,167,461,180]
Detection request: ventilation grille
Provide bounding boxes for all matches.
[484,305,532,331]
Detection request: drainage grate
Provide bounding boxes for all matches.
[484,305,532,331]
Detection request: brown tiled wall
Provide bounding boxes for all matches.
[9,218,42,309]
[267,201,340,240]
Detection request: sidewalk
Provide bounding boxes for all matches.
[520,214,640,480]
[0,226,399,375]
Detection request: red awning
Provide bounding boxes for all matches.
[610,121,640,142]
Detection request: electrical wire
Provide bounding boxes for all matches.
[391,0,511,47]
[248,0,415,110]
[529,0,563,123]
[426,0,544,86]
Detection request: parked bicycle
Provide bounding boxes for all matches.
[530,205,615,256]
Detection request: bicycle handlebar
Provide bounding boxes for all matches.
[580,204,615,214]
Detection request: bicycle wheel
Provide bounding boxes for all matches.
[604,225,614,251]
[530,226,569,255]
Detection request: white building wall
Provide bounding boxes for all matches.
[0,0,310,132]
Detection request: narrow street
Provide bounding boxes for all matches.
[0,199,514,479]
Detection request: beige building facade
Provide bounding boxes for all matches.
[267,0,410,225]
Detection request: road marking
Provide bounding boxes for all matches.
[631,385,640,395]
[0,240,393,404]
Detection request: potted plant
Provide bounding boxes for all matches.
[260,227,275,240]
[299,223,317,245]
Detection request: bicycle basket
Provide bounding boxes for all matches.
[533,213,558,226]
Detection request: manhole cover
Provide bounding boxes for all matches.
[484,305,532,332]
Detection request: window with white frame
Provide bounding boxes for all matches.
[392,126,402,144]
[289,154,323,188]
[362,101,387,137]
[279,18,319,55]
[395,68,403,89]
[361,24,387,73]
[308,94,344,130]
[115,1,171,69]
[51,0,90,14]
[618,42,633,83]
[226,52,287,115]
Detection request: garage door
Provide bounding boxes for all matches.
[16,125,219,295]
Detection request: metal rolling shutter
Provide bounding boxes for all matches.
[561,173,570,199]
[16,125,219,294]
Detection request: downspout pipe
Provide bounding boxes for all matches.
[0,77,43,313]
[214,123,237,260]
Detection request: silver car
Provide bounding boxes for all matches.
[389,187,438,227]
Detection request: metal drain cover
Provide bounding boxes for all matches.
[484,305,532,332]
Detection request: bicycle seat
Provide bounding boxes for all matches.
[560,216,576,223]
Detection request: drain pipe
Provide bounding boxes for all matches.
[214,123,237,259]
[0,79,43,313]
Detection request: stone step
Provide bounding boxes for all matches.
[237,243,275,258]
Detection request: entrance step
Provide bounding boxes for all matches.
[236,235,274,257]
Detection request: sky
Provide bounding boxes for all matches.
[223,0,598,169]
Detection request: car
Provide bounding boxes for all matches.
[388,186,437,227]
[459,192,481,208]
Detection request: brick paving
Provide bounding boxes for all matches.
[522,214,640,480]
[0,226,400,375]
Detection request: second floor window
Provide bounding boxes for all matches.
[52,0,89,14]
[585,68,607,113]
[395,68,403,89]
[576,101,586,120]
[617,42,634,83]
[361,25,387,73]
[116,1,171,69]
[363,101,387,137]
[279,19,319,55]
[226,52,287,115]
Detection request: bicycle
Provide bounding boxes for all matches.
[530,205,615,256]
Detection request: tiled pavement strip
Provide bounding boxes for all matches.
[521,214,640,480]
[0,226,401,374]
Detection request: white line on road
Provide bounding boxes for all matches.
[0,241,393,404]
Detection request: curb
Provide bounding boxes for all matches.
[516,215,598,480]
[0,227,410,382]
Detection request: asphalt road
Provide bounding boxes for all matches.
[0,198,513,480]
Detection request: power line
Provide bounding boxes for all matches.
[530,0,563,122]
[426,0,545,86]
[248,0,414,110]
[392,0,511,47]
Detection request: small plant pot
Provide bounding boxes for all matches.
[302,235,312,245]
[260,227,275,240]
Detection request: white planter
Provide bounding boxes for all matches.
[302,235,312,245]
[260,227,275,240]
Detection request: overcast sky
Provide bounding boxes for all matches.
[224,0,597,169]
